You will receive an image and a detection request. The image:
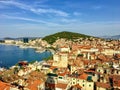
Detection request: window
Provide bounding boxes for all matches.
[50,80,52,83]
[104,70,107,74]
[89,84,91,87]
[59,77,63,79]
[83,84,84,87]
[117,71,119,74]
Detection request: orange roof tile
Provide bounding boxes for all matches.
[78,73,88,80]
[82,60,90,65]
[50,66,58,70]
[110,75,120,87]
[27,80,43,90]
[82,46,92,49]
[97,54,109,61]
[60,46,68,48]
[0,81,10,90]
[96,82,111,89]
[45,83,55,88]
[56,83,68,89]
[72,84,82,89]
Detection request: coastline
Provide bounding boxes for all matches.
[0,43,53,68]
[0,42,55,54]
[0,43,46,53]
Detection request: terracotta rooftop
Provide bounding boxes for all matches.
[45,83,55,88]
[72,84,82,89]
[110,75,120,87]
[27,80,43,90]
[0,81,10,90]
[56,83,68,89]
[96,82,111,89]
[82,46,92,49]
[60,46,69,48]
[97,54,109,61]
[50,66,58,70]
[82,60,90,65]
[115,54,120,59]
[78,73,88,80]
[76,69,84,75]
[110,75,120,80]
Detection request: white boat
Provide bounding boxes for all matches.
[19,45,28,49]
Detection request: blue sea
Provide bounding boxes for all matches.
[0,44,52,68]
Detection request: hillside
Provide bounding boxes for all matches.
[42,31,92,44]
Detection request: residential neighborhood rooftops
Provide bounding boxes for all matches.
[56,83,68,89]
[27,80,43,90]
[0,81,10,90]
[96,82,111,89]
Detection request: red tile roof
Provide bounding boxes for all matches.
[96,82,111,89]
[60,46,69,48]
[72,84,82,89]
[45,83,55,88]
[78,73,88,80]
[110,75,120,87]
[97,54,110,61]
[82,60,90,65]
[0,81,10,90]
[50,66,58,70]
[56,83,68,89]
[27,80,43,90]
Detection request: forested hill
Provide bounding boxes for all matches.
[42,31,93,44]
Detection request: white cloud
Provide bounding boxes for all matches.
[1,14,60,26]
[30,8,68,17]
[60,18,77,23]
[0,20,120,37]
[73,12,82,16]
[0,0,69,17]
[0,0,30,9]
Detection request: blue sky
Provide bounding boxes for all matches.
[0,0,120,38]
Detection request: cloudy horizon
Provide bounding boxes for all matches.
[0,0,120,38]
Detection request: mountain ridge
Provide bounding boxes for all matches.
[100,35,120,40]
